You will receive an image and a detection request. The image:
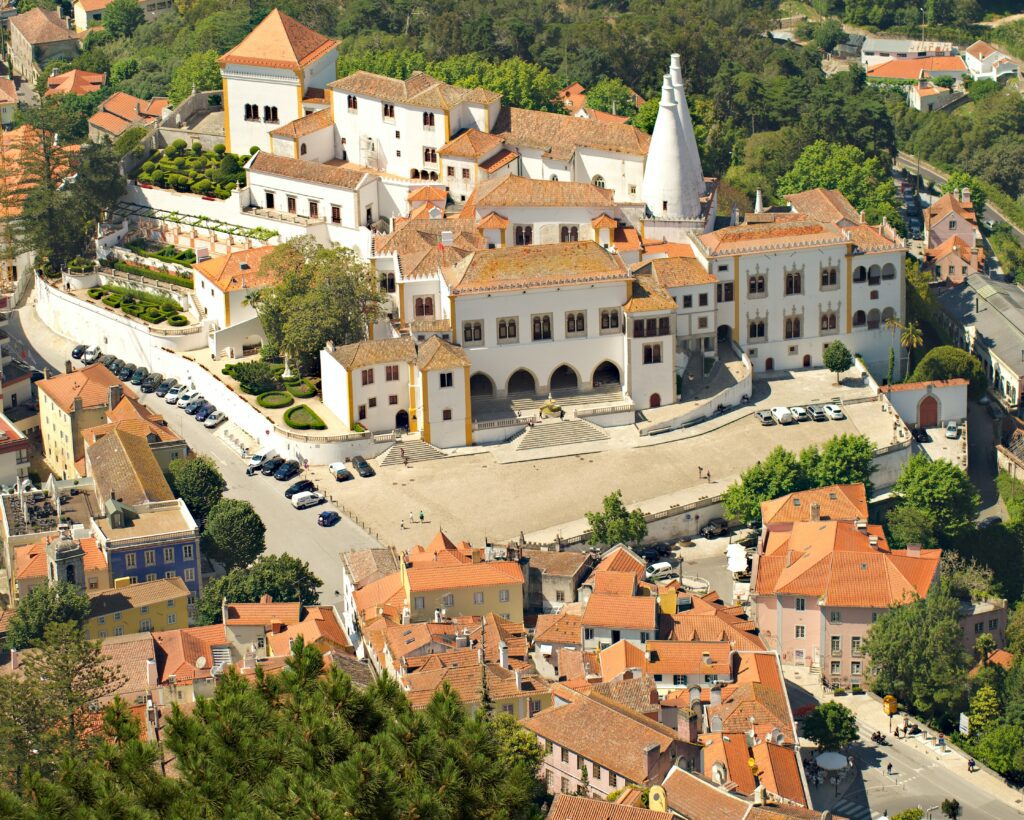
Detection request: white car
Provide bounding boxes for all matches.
[945,421,960,439]
[165,385,184,404]
[823,403,845,420]
[789,406,808,422]
[204,410,226,428]
[770,406,794,425]
[291,490,325,510]
[82,345,101,364]
[176,389,198,408]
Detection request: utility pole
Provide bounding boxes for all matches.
[920,5,926,44]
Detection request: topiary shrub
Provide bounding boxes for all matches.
[142,161,155,173]
[285,379,317,398]
[284,404,326,430]
[87,287,104,299]
[213,143,225,154]
[257,391,294,409]
[191,178,213,195]
[102,294,122,308]
[250,145,260,155]
[167,315,189,327]
[191,142,203,155]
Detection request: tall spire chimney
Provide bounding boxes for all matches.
[754,188,764,214]
[669,53,704,190]
[641,73,702,220]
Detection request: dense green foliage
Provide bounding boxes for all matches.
[801,702,859,751]
[135,141,247,199]
[203,498,266,570]
[823,340,854,383]
[195,553,323,625]
[5,582,90,651]
[167,454,227,521]
[909,346,986,398]
[893,454,980,542]
[586,490,648,546]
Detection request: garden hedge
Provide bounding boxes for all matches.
[257,391,294,409]
[87,288,104,299]
[111,260,193,289]
[284,404,326,430]
[285,379,317,398]
[167,315,189,327]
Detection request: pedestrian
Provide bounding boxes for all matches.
[400,447,406,460]
[968,757,975,773]
[403,456,409,468]
[410,512,415,523]
[559,409,565,420]
[706,471,712,483]
[400,520,405,530]
[419,510,424,524]
[698,466,703,478]
[886,762,893,777]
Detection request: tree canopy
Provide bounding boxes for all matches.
[195,553,323,624]
[203,498,266,570]
[168,455,226,522]
[104,0,146,38]
[893,454,980,543]
[585,78,639,117]
[909,346,986,399]
[586,490,647,547]
[801,701,858,751]
[5,581,90,650]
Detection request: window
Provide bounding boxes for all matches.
[167,613,177,625]
[821,312,837,331]
[593,175,605,188]
[851,661,861,675]
[853,265,867,283]
[785,316,801,339]
[555,590,565,602]
[831,661,841,675]
[561,747,570,764]
[717,282,734,303]
[331,205,341,224]
[386,365,399,381]
[266,191,275,210]
[114,626,124,636]
[795,625,806,638]
[830,610,842,623]
[658,317,670,335]
[698,317,708,329]
[853,310,866,327]
[600,309,619,332]
[831,636,841,655]
[748,274,765,295]
[183,544,193,560]
[414,596,425,610]
[473,592,484,604]
[785,270,802,295]
[989,618,999,630]
[309,201,319,219]
[682,295,692,308]
[584,628,594,640]
[263,106,278,123]
[975,621,984,634]
[347,95,358,111]
[144,550,155,567]
[499,589,510,602]
[287,196,297,214]
[498,317,518,342]
[748,320,765,339]
[532,314,552,341]
[560,226,579,243]
[608,773,617,788]
[592,763,602,779]
[514,225,533,245]
[383,103,395,119]
[821,267,838,288]
[796,597,805,611]
[629,185,636,195]
[184,568,195,582]
[244,103,258,121]
[114,612,122,621]
[423,112,435,127]
[414,296,434,317]
[389,395,398,405]
[423,147,437,164]
[300,143,307,156]
[463,321,483,344]
[871,611,879,623]
[545,739,554,755]
[851,636,862,654]
[439,372,453,388]
[140,619,152,632]
[643,343,662,364]
[368,398,377,408]
[566,311,586,336]
[949,219,957,230]
[441,593,454,607]
[361,368,374,386]
[358,405,366,421]
[99,616,106,624]
[698,293,708,307]
[442,408,452,421]
[163,547,175,563]
[125,554,137,569]
[673,674,686,686]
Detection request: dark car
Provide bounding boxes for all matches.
[806,404,826,422]
[183,396,206,415]
[99,354,116,369]
[71,344,87,360]
[333,467,354,482]
[130,367,149,386]
[118,363,137,381]
[699,518,730,539]
[274,460,301,481]
[351,455,375,478]
[911,428,931,443]
[260,456,285,476]
[635,544,672,562]
[155,379,177,397]
[194,403,216,422]
[979,515,1003,529]
[107,358,124,373]
[141,373,163,393]
[317,510,340,527]
[285,479,316,499]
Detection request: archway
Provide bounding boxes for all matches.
[765,357,774,371]
[918,395,938,428]
[395,409,409,430]
[592,361,621,388]
[550,364,579,392]
[649,393,661,408]
[803,354,811,367]
[470,373,495,397]
[507,369,537,396]
[717,324,731,342]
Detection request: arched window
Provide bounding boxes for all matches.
[411,169,420,179]
[853,310,866,327]
[498,318,517,339]
[853,265,867,283]
[785,316,801,339]
[66,564,76,585]
[593,175,605,189]
[263,105,271,121]
[423,147,437,164]
[300,143,307,156]
[749,275,765,295]
[820,267,837,287]
[820,312,836,331]
[882,262,896,280]
[423,112,435,127]
[867,309,880,329]
[748,320,765,339]
[380,273,395,293]
[785,270,802,295]
[429,171,438,181]
[415,297,434,318]
[566,311,585,334]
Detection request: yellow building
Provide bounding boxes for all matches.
[83,576,190,640]
[37,363,137,479]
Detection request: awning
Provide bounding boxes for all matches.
[815,751,849,770]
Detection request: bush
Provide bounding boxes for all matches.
[102,294,122,308]
[213,143,225,154]
[167,315,189,327]
[257,391,294,409]
[233,360,280,394]
[112,260,193,289]
[250,145,260,154]
[284,405,326,430]
[285,378,317,398]
[142,161,155,173]
[87,287,104,299]
[191,179,213,195]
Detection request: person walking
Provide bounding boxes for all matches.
[698,466,703,478]
[968,757,975,773]
[886,762,893,777]
[419,510,425,524]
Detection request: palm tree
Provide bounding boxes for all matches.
[900,321,924,374]
[884,316,903,384]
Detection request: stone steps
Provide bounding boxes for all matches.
[379,438,447,466]
[516,418,609,451]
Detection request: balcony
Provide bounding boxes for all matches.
[851,648,864,657]
[831,648,842,657]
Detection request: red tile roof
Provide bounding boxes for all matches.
[38,363,137,413]
[16,535,106,581]
[219,9,337,70]
[867,56,967,79]
[759,483,867,526]
[594,545,646,578]
[224,600,302,626]
[534,611,583,646]
[661,765,751,818]
[881,377,968,394]
[582,594,657,630]
[45,69,105,97]
[547,794,666,820]
[192,246,278,293]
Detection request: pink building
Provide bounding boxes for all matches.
[751,484,941,687]
[925,190,980,251]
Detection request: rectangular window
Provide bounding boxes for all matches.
[442,593,454,607]
[561,777,570,794]
[114,626,124,636]
[139,619,152,632]
[462,168,470,180]
[183,544,194,560]
[831,636,841,655]
[447,166,455,177]
[531,314,552,341]
[287,196,296,214]
[584,628,594,640]
[975,622,984,634]
[331,205,341,224]
[361,369,374,386]
[167,613,176,625]
[114,612,122,621]
[439,372,453,388]
[463,321,483,345]
[184,568,195,582]
[347,95,357,111]
[144,550,155,567]
[555,590,565,602]
[386,365,399,381]
[831,661,841,675]
[643,343,662,365]
[499,589,510,602]
[383,102,395,119]
[795,625,805,638]
[389,394,398,405]
[442,409,452,421]
[609,773,617,788]
[514,225,533,245]
[414,596,425,610]
[599,308,619,333]
[146,573,157,582]
[682,294,693,308]
[473,592,484,604]
[716,282,734,303]
[989,618,999,630]
[699,293,708,307]
[795,597,805,611]
[309,201,319,219]
[561,747,569,764]
[165,571,176,579]
[830,610,842,623]
[851,661,862,675]
[658,316,670,336]
[125,554,137,569]
[673,674,686,686]
[163,547,175,563]
[851,636,862,654]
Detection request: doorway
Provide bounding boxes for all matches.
[395,409,409,430]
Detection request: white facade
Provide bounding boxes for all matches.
[414,365,470,448]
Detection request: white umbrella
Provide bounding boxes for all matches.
[815,751,848,771]
[727,554,748,573]
[726,543,746,558]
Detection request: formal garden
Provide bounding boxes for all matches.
[86,283,191,326]
[134,140,249,199]
[221,361,325,430]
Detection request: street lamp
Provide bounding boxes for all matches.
[920,6,926,43]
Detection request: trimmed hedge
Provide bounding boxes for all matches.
[167,315,189,327]
[285,378,317,398]
[90,284,189,327]
[257,391,294,409]
[284,404,326,430]
[103,294,122,308]
[87,287,104,299]
[112,260,193,289]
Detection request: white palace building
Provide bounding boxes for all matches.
[105,10,906,450]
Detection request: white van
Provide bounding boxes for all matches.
[291,491,324,509]
[248,446,276,470]
[770,406,794,425]
[645,561,673,580]
[82,345,101,364]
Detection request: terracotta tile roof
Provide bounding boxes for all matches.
[661,765,751,818]
[599,639,647,679]
[439,128,503,159]
[87,428,174,506]
[100,632,159,700]
[330,71,499,110]
[406,531,475,564]
[84,398,180,448]
[580,675,660,716]
[522,694,678,783]
[925,192,976,227]
[250,151,369,190]
[192,245,278,293]
[592,213,617,229]
[374,217,486,279]
[219,9,337,70]
[470,175,614,210]
[759,483,867,525]
[491,106,650,162]
[328,337,417,369]
[408,185,447,202]
[785,188,861,226]
[16,535,106,581]
[469,613,529,663]
[45,69,105,97]
[646,641,733,677]
[415,335,470,371]
[534,611,583,646]
[479,147,518,172]
[267,606,351,655]
[925,235,978,267]
[342,548,401,589]
[88,577,189,619]
[225,599,302,626]
[970,648,1014,675]
[752,741,806,806]
[582,593,657,630]
[867,56,967,79]
[405,657,547,709]
[302,86,326,103]
[353,572,405,623]
[96,90,166,121]
[445,241,628,296]
[523,549,591,579]
[709,652,794,743]
[594,546,646,579]
[10,8,76,44]
[547,794,666,820]
[592,570,639,596]
[624,272,676,314]
[670,612,764,651]
[558,647,599,680]
[0,78,15,106]
[38,363,137,413]
[881,377,968,394]
[580,107,629,124]
[0,125,80,220]
[268,107,333,139]
[410,317,451,333]
[477,211,509,230]
[406,560,523,593]
[154,624,228,683]
[966,39,998,60]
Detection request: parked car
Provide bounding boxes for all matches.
[699,518,730,539]
[183,396,206,415]
[644,561,674,580]
[166,385,185,404]
[317,510,340,527]
[770,406,794,425]
[332,467,354,482]
[291,490,325,510]
[789,406,808,422]
[130,367,150,386]
[99,354,116,369]
[274,460,301,481]
[351,455,375,478]
[755,409,775,426]
[203,410,226,428]
[911,428,931,443]
[71,345,87,360]
[118,363,137,381]
[107,358,124,374]
[635,544,673,561]
[141,373,163,393]
[979,515,1002,528]
[284,479,316,499]
[82,345,101,364]
[945,421,960,439]
[823,403,845,420]
[260,456,285,476]
[176,389,198,407]
[806,404,826,421]
[194,403,216,422]
[328,462,352,479]
[155,379,177,397]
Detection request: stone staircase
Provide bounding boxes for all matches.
[516,418,609,451]
[379,438,447,467]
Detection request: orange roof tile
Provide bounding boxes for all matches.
[37,363,137,414]
[45,69,105,97]
[330,71,499,111]
[547,794,666,820]
[646,641,732,676]
[16,535,106,581]
[786,188,861,226]
[881,378,968,394]
[970,648,1014,676]
[476,211,509,230]
[154,624,228,683]
[406,560,523,593]
[534,611,583,646]
[867,56,967,79]
[0,78,15,106]
[192,246,278,293]
[624,272,676,314]
[267,605,350,655]
[353,572,405,623]
[594,546,646,579]
[10,7,76,44]
[752,741,806,806]
[408,185,447,202]
[662,765,751,817]
[268,108,333,139]
[491,106,650,162]
[759,483,867,526]
[580,107,629,125]
[219,9,336,70]
[439,128,503,159]
[592,570,638,596]
[925,192,976,226]
[470,174,613,210]
[479,147,518,173]
[224,600,301,626]
[249,151,369,189]
[582,594,657,630]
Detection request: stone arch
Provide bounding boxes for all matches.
[470,373,495,397]
[854,265,867,282]
[507,369,537,396]
[592,360,621,388]
[550,364,580,392]
[882,306,896,322]
[882,262,896,279]
[853,310,866,327]
[867,308,880,329]
[649,393,661,408]
[918,394,938,428]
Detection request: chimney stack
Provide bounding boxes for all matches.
[221,596,229,626]
[868,535,879,550]
[710,686,722,705]
[754,188,764,214]
[498,640,509,669]
[146,658,157,687]
[108,383,122,410]
[907,543,921,556]
[810,502,821,521]
[514,668,522,691]
[259,594,272,604]
[961,187,972,206]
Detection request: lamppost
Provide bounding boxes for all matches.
[920,6,926,44]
